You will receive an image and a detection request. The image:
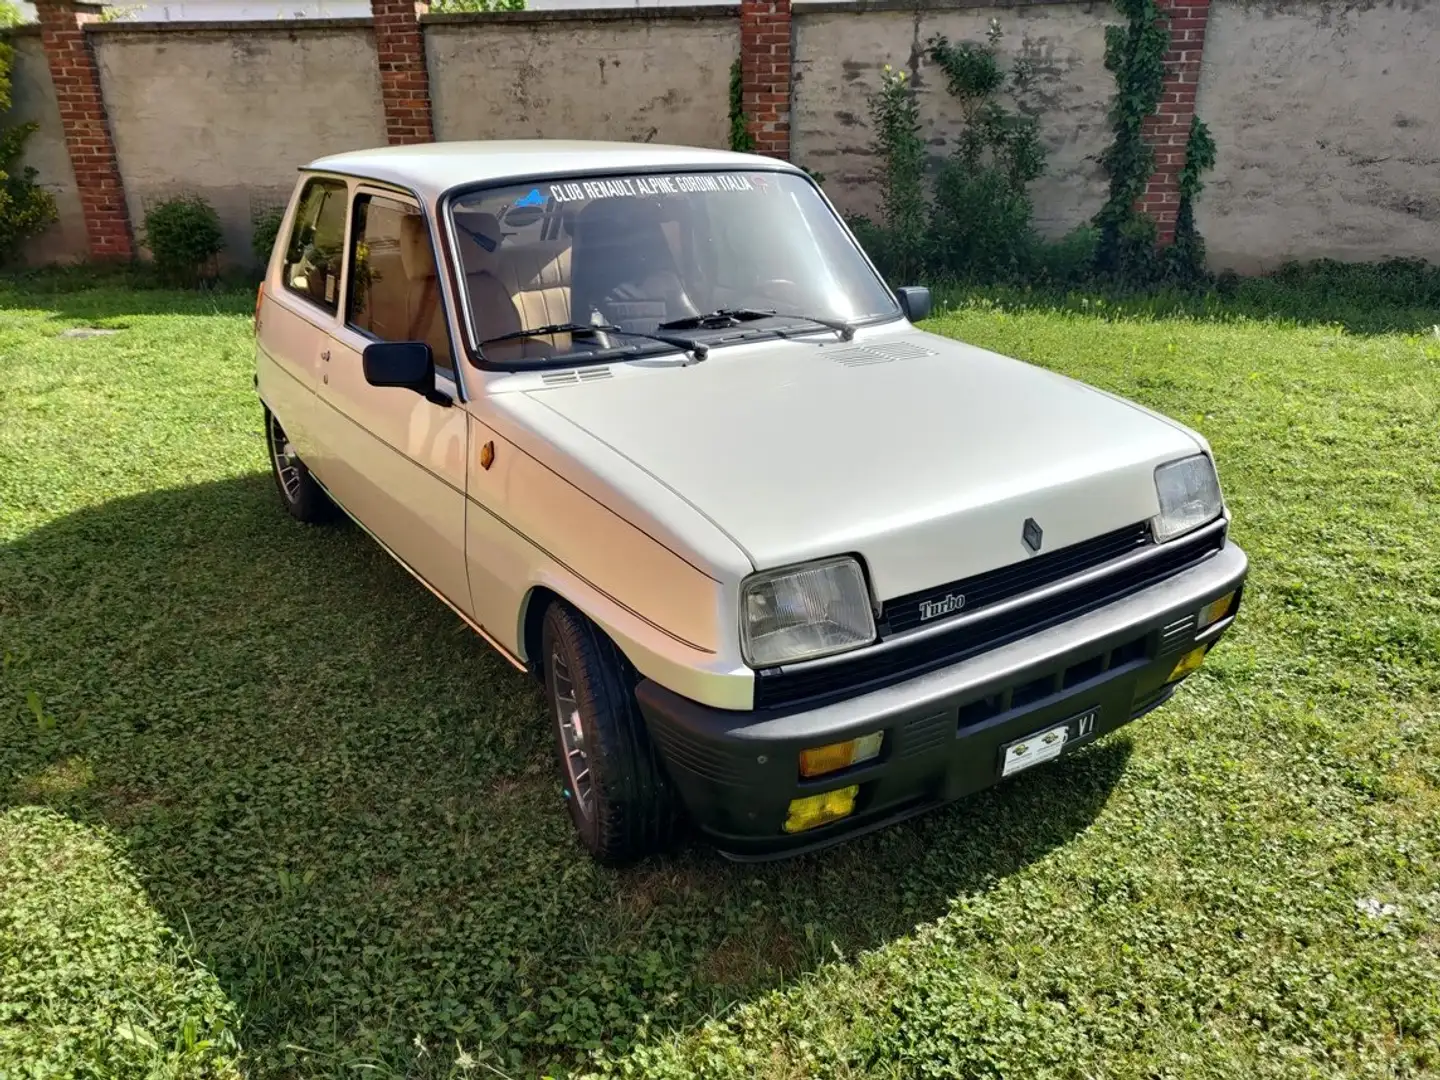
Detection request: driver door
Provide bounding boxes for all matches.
[315,189,472,616]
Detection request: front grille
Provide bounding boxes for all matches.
[753,523,1225,711]
[882,521,1152,634]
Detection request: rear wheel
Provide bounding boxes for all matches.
[265,408,335,524]
[541,601,682,864]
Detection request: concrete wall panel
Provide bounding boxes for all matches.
[90,22,386,264]
[426,12,736,150]
[1196,0,1440,272]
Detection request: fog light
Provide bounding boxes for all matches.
[1197,591,1236,630]
[1168,645,1209,683]
[799,732,884,778]
[783,785,859,833]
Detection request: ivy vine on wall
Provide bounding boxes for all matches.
[1093,0,1216,283]
[729,59,755,153]
[1093,0,1169,278]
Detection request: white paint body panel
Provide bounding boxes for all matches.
[256,141,1212,712]
[520,328,1200,601]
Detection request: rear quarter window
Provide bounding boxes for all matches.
[282,178,349,314]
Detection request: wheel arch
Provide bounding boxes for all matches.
[519,585,561,680]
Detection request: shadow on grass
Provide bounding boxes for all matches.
[0,477,1132,1078]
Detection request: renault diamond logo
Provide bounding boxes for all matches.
[918,593,966,622]
[1022,517,1044,553]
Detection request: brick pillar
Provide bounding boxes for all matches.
[1137,0,1212,244]
[740,0,792,159]
[371,0,434,145]
[35,0,133,260]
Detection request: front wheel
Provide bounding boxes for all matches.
[265,408,336,524]
[542,601,682,864]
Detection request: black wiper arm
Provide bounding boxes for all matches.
[479,321,709,362]
[658,307,855,340]
[478,321,596,346]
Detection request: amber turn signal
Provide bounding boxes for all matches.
[1197,591,1236,630]
[799,732,884,778]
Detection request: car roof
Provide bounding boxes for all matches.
[304,140,802,202]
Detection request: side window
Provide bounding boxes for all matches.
[347,195,453,372]
[282,178,348,313]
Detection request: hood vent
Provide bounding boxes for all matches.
[540,366,614,387]
[824,340,938,368]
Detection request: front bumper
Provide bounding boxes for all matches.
[638,540,1247,860]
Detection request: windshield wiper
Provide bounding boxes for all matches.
[658,308,855,341]
[478,321,710,362]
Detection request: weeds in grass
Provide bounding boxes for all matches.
[1,276,1437,1078]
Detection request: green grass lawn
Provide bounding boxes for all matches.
[1,277,1438,1079]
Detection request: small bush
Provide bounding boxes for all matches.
[0,123,58,267]
[859,23,1047,286]
[2,3,60,267]
[250,205,285,268]
[868,65,927,284]
[928,160,1034,282]
[1029,225,1100,286]
[143,195,224,284]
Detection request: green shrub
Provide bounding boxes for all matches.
[143,195,224,284]
[1,2,59,266]
[1029,225,1100,286]
[867,64,927,284]
[928,160,1034,281]
[860,23,1046,286]
[250,204,284,267]
[0,123,57,266]
[430,0,524,10]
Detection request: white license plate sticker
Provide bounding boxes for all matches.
[1000,721,1073,777]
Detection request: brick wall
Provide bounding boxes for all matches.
[34,0,132,259]
[9,0,1440,272]
[371,0,433,144]
[1138,0,1211,244]
[740,0,790,159]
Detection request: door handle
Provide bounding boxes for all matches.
[321,349,331,362]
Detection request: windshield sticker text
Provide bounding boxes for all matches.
[548,173,757,204]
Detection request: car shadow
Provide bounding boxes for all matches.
[0,474,1132,1077]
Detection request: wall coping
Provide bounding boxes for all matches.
[1,22,43,35]
[84,15,374,33]
[793,0,1090,13]
[423,5,739,26]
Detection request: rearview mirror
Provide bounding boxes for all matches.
[895,286,932,323]
[363,341,434,395]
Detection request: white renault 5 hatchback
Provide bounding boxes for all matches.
[254,141,1247,863]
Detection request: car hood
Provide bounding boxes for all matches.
[517,329,1202,600]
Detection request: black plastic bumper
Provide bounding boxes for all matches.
[638,541,1248,860]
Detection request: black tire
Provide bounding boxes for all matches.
[541,601,683,864]
[265,408,336,524]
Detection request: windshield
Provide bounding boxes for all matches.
[447,170,899,366]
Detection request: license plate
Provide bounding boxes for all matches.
[1000,709,1095,778]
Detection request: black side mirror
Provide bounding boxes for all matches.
[896,286,932,323]
[363,341,435,396]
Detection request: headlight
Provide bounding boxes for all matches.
[1153,454,1223,542]
[741,557,876,667]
